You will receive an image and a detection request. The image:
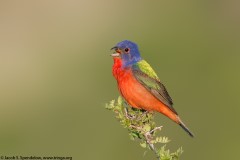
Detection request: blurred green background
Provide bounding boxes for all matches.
[0,0,239,159]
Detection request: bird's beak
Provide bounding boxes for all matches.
[111,46,118,50]
[111,53,120,57]
[110,46,120,57]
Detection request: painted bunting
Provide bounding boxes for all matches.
[111,40,194,137]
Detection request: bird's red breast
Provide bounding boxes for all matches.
[112,57,179,123]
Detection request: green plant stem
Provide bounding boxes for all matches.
[105,96,183,160]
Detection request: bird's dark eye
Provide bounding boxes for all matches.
[124,48,130,53]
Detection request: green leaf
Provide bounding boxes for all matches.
[143,124,151,132]
[117,96,123,106]
[155,136,170,144]
[140,142,147,148]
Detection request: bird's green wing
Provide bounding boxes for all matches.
[132,60,177,115]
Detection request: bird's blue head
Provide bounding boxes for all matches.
[111,40,142,68]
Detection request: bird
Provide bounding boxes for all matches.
[111,40,194,137]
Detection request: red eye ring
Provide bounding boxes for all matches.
[124,48,130,53]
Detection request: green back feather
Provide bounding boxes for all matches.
[133,60,160,80]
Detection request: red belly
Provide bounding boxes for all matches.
[117,70,178,122]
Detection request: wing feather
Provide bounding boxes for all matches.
[132,60,177,115]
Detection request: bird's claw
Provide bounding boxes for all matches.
[124,108,136,120]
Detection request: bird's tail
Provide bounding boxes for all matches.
[178,118,194,137]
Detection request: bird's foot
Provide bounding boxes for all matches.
[135,110,153,121]
[124,108,136,120]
